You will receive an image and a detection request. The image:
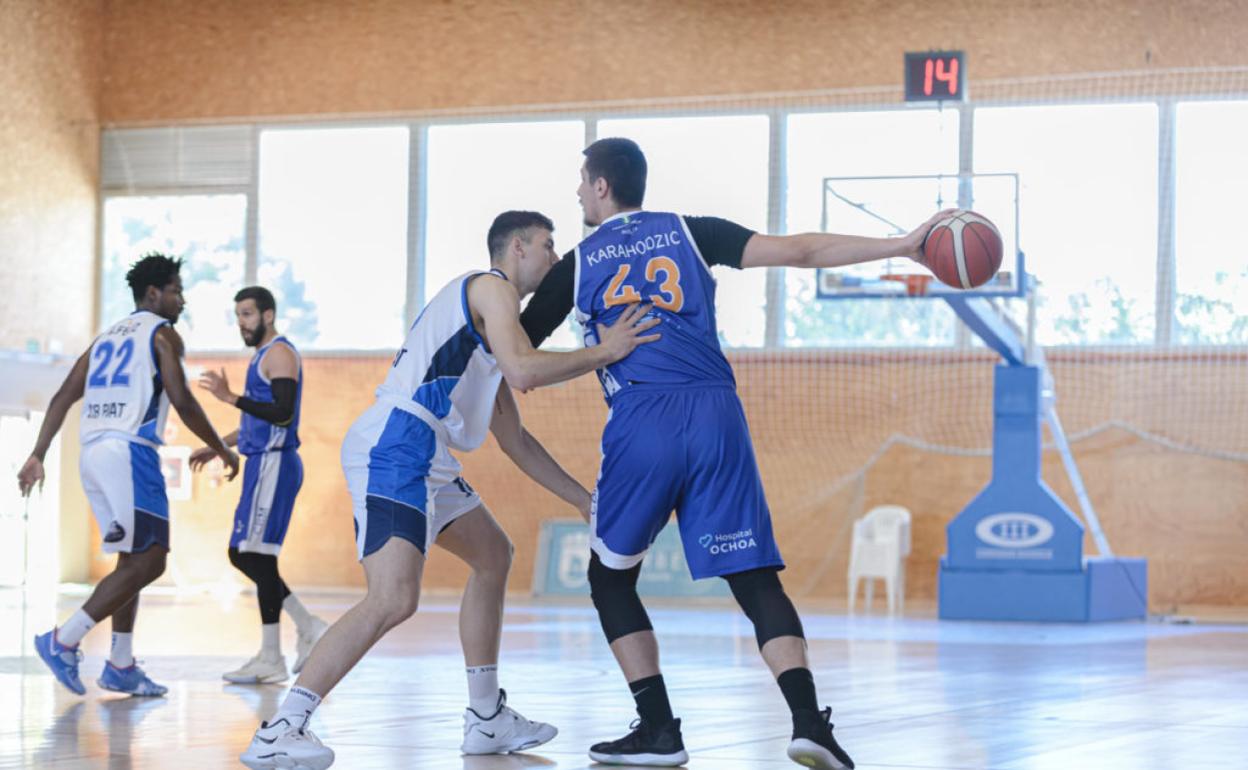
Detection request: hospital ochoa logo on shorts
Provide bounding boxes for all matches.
[699,529,758,555]
[975,513,1054,549]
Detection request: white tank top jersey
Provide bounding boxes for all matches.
[79,310,172,448]
[375,269,505,452]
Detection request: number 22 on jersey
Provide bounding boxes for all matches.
[88,338,135,389]
[602,256,684,312]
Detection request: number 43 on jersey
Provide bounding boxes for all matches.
[602,256,684,312]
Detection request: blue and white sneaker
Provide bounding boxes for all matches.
[97,660,168,697]
[34,630,86,695]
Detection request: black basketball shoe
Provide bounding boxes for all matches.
[588,717,688,766]
[787,707,855,769]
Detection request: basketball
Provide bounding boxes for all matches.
[921,209,1004,289]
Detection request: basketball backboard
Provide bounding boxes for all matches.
[816,172,1024,299]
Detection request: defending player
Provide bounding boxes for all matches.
[240,211,660,769]
[519,138,952,769]
[189,286,328,685]
[18,253,239,697]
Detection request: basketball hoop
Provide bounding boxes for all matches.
[814,172,1023,302]
[881,273,934,297]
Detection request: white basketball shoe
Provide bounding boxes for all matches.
[461,689,558,755]
[224,653,289,685]
[240,716,334,770]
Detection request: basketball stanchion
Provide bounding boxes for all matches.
[939,287,1149,621]
[813,170,1147,621]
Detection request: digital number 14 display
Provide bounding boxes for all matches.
[904,51,966,102]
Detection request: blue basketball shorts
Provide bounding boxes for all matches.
[591,383,784,580]
[341,402,482,561]
[79,437,169,554]
[231,448,303,555]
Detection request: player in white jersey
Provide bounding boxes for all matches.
[18,253,239,697]
[241,211,660,770]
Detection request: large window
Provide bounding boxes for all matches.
[425,120,585,349]
[101,195,247,349]
[784,108,961,346]
[258,127,410,350]
[1174,101,1248,344]
[101,92,1235,355]
[975,104,1159,345]
[597,115,771,348]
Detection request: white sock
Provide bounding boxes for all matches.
[282,594,314,630]
[261,623,282,658]
[57,609,97,648]
[466,664,500,716]
[110,632,134,667]
[272,685,322,729]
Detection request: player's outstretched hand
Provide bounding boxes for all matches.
[17,456,44,497]
[595,302,662,363]
[199,367,236,404]
[901,208,960,265]
[189,446,217,472]
[218,448,240,481]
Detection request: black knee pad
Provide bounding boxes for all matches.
[229,548,287,624]
[587,552,653,643]
[228,546,257,576]
[724,567,805,648]
[229,547,280,578]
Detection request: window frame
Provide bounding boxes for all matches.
[97,90,1248,353]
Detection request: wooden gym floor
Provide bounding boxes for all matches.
[1,588,1246,769]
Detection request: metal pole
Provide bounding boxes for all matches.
[764,111,787,349]
[1045,405,1113,556]
[1154,99,1178,346]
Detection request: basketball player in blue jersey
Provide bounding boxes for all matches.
[187,286,328,685]
[18,253,240,697]
[519,138,952,769]
[240,211,661,770]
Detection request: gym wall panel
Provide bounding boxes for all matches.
[99,0,1248,124]
[0,0,102,353]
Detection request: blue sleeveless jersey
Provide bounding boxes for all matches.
[237,336,302,455]
[574,211,734,402]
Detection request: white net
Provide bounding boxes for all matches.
[96,66,1248,606]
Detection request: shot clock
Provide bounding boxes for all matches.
[904,51,966,102]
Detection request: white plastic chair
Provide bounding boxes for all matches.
[847,505,911,615]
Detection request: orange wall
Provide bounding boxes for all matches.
[0,0,102,581]
[98,0,1248,124]
[0,0,101,353]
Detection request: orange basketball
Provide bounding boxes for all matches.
[922,210,1004,289]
